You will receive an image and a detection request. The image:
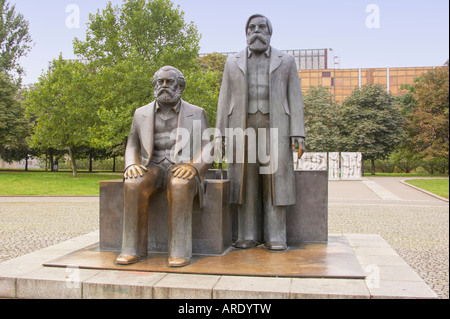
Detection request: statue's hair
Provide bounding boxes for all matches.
[152,66,186,91]
[246,14,273,35]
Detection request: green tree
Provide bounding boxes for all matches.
[183,70,220,128]
[88,57,154,153]
[24,56,97,177]
[73,0,200,70]
[0,0,33,78]
[339,84,404,175]
[420,157,449,175]
[198,52,227,86]
[0,71,30,164]
[74,0,218,152]
[389,149,423,174]
[403,62,449,160]
[303,86,341,152]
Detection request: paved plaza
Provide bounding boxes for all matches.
[0,177,448,298]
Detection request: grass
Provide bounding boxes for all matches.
[405,179,449,199]
[365,172,448,177]
[0,171,122,196]
[1,171,448,198]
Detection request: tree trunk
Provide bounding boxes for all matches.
[112,155,116,172]
[24,154,29,171]
[49,150,54,172]
[371,158,376,175]
[68,147,78,177]
[89,149,93,172]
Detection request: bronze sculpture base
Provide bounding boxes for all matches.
[43,236,365,279]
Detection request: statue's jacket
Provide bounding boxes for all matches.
[125,100,212,207]
[216,46,305,206]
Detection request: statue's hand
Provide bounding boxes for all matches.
[124,165,148,179]
[291,137,306,158]
[172,164,197,180]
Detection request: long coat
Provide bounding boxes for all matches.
[216,47,305,206]
[125,99,212,184]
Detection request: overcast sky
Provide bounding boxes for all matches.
[11,0,449,85]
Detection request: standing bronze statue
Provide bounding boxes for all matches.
[216,14,306,250]
[116,66,212,267]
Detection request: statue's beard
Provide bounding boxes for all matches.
[247,33,271,53]
[155,88,182,105]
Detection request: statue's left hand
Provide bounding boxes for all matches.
[172,164,197,180]
[291,137,306,158]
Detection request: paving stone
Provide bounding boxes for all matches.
[83,270,167,299]
[290,278,370,299]
[369,280,438,299]
[153,273,220,299]
[213,276,291,299]
[16,266,101,299]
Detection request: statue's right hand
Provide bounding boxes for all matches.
[124,165,148,179]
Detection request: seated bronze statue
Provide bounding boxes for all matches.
[115,66,212,267]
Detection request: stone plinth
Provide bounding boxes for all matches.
[100,170,328,256]
[286,170,328,244]
[100,178,231,256]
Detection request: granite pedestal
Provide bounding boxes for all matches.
[287,170,328,244]
[100,178,232,256]
[100,170,329,257]
[1,232,437,299]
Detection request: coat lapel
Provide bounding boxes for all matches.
[270,47,283,74]
[235,49,247,75]
[140,102,155,163]
[173,100,194,163]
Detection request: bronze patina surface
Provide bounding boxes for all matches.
[44,236,365,279]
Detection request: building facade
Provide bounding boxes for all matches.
[201,49,436,103]
[298,66,434,103]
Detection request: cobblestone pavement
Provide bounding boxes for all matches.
[329,204,449,299]
[0,197,448,299]
[0,201,99,263]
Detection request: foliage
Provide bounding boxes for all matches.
[183,69,220,128]
[198,52,227,86]
[339,84,404,174]
[402,62,449,160]
[303,86,341,152]
[0,0,33,78]
[389,149,423,174]
[72,0,219,152]
[420,157,449,175]
[88,57,154,151]
[24,56,97,176]
[0,71,30,162]
[73,0,200,71]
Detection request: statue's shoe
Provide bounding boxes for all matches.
[115,254,142,265]
[234,239,257,249]
[265,241,287,251]
[168,257,191,267]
